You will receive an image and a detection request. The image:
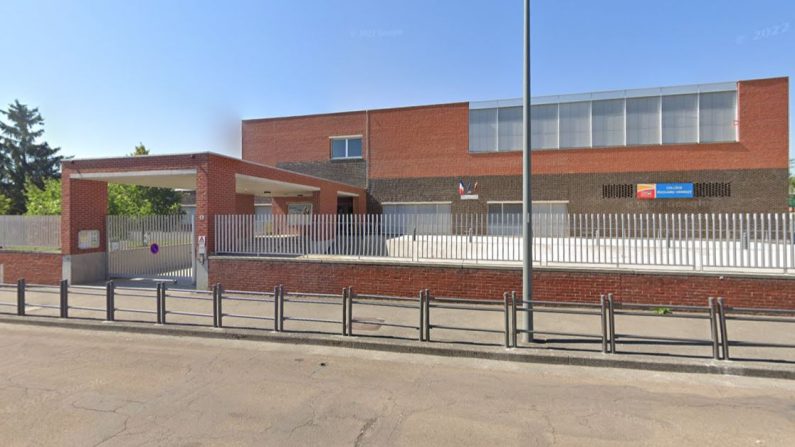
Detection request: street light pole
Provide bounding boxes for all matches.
[522,0,533,342]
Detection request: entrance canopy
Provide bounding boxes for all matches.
[60,152,366,259]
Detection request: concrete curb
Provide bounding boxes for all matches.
[1,314,792,381]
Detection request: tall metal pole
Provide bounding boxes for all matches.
[522,0,534,342]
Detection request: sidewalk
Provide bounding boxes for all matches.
[1,285,793,378]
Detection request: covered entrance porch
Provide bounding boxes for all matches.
[60,152,366,288]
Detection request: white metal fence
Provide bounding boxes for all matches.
[0,216,61,251]
[215,213,795,273]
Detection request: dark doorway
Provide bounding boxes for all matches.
[337,197,354,214]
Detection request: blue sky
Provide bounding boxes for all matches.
[0,0,793,165]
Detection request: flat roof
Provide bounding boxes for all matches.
[63,151,366,196]
[243,78,786,121]
[470,81,738,109]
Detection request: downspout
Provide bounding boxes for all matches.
[365,109,370,190]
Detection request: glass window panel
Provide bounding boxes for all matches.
[662,94,698,144]
[497,106,523,151]
[469,108,497,152]
[502,203,523,214]
[700,91,737,142]
[626,96,661,145]
[559,101,590,148]
[331,139,347,158]
[531,104,558,149]
[592,99,625,147]
[347,138,362,157]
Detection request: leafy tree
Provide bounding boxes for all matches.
[0,100,63,214]
[24,178,61,215]
[790,159,794,193]
[107,144,182,216]
[0,192,10,214]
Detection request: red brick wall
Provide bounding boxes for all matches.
[209,257,795,309]
[0,251,62,285]
[240,77,789,179]
[243,112,367,165]
[61,175,108,255]
[234,194,255,214]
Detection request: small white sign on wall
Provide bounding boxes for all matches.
[78,230,101,250]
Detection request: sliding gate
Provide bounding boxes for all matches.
[107,215,195,282]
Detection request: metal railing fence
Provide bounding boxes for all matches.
[0,215,61,251]
[2,279,794,363]
[215,212,795,273]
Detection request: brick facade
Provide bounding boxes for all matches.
[0,251,63,285]
[209,257,795,309]
[276,159,367,189]
[369,169,790,214]
[241,77,790,213]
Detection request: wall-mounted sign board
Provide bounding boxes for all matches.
[78,230,101,249]
[637,183,694,200]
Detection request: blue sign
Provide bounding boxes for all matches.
[655,183,694,199]
[150,243,160,254]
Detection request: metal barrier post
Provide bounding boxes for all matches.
[708,297,720,360]
[717,297,730,360]
[341,287,348,336]
[160,282,168,324]
[607,293,616,354]
[424,289,431,342]
[600,294,608,353]
[511,291,517,348]
[351,286,357,334]
[106,280,115,322]
[278,285,285,331]
[272,286,279,331]
[503,292,510,348]
[212,283,220,328]
[155,283,163,324]
[17,279,25,316]
[418,290,425,342]
[60,279,69,318]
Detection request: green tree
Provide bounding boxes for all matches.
[0,100,63,214]
[0,192,10,214]
[107,144,182,216]
[24,178,61,215]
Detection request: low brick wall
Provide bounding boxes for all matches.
[209,256,795,309]
[0,251,63,285]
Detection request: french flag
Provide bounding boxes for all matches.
[458,180,465,195]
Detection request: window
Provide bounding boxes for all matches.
[382,203,452,235]
[531,104,559,150]
[469,85,738,152]
[330,137,363,159]
[488,202,523,236]
[626,97,661,145]
[468,106,522,152]
[699,92,736,142]
[662,94,698,144]
[602,184,634,199]
[592,99,625,147]
[469,108,497,152]
[498,106,523,151]
[559,101,590,148]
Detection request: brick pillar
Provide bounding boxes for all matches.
[61,173,108,256]
[60,171,108,284]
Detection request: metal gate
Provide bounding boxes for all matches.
[107,215,195,283]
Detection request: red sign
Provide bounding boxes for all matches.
[636,184,656,200]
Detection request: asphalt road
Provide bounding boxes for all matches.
[0,323,793,446]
